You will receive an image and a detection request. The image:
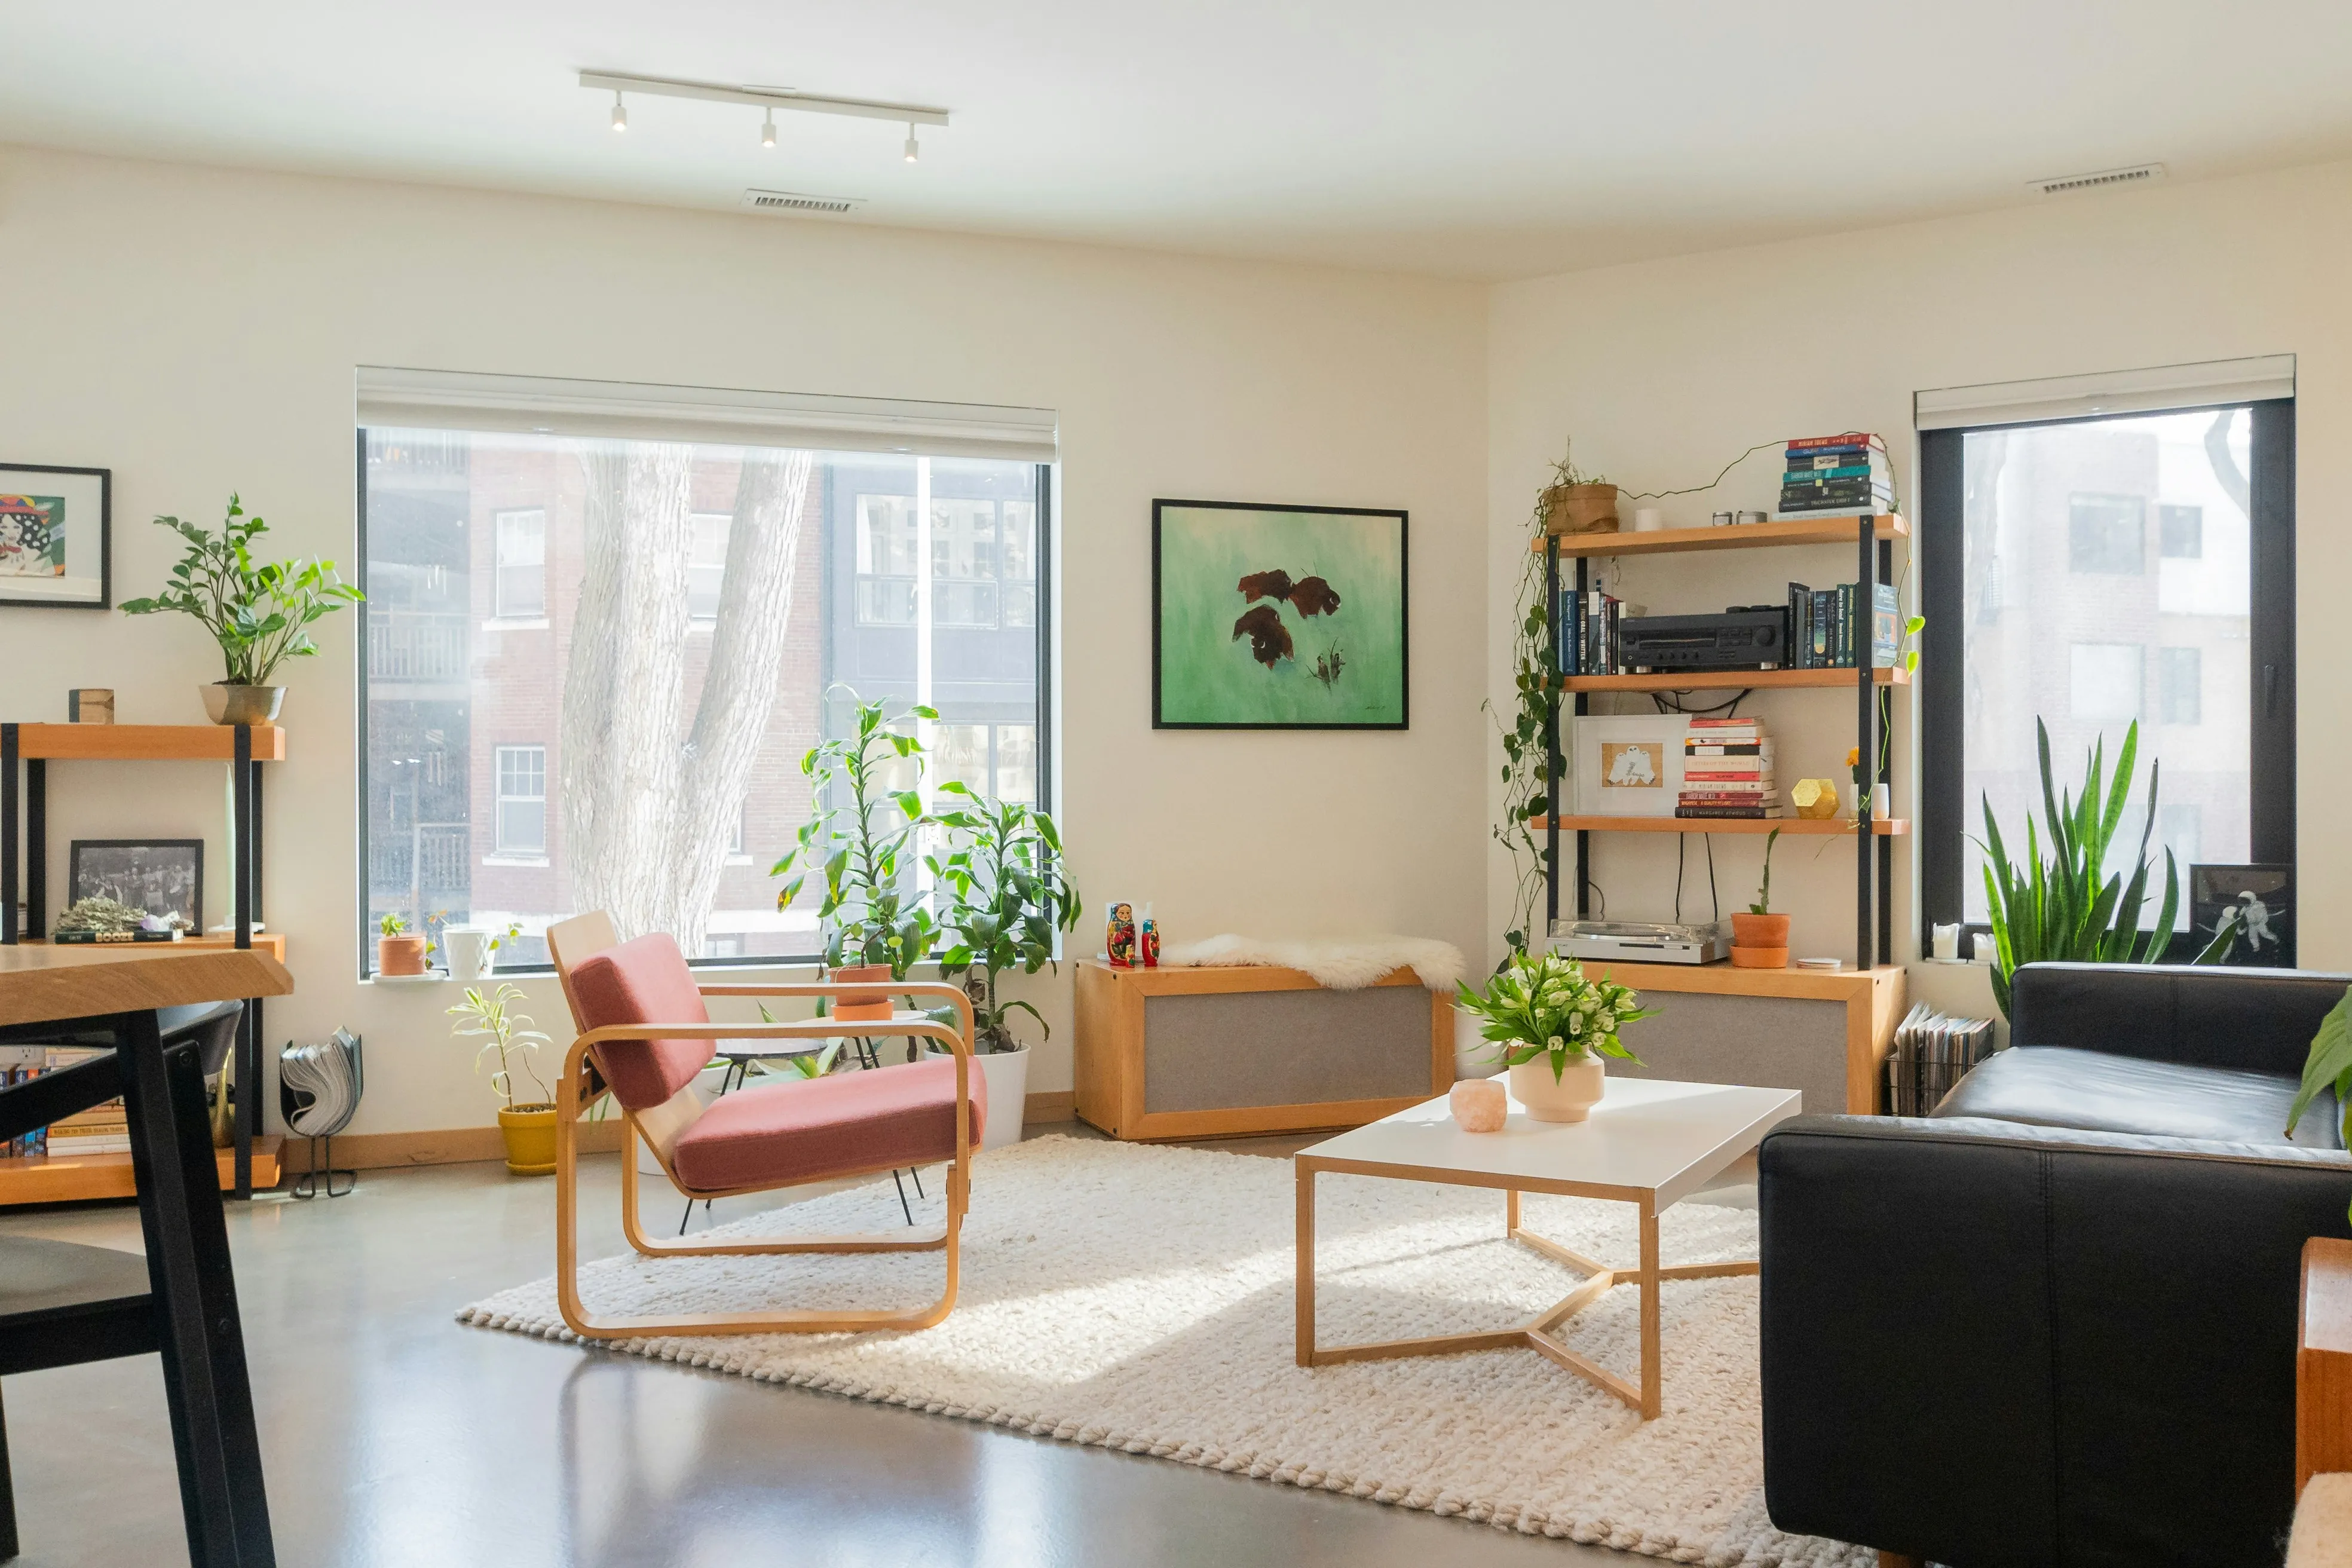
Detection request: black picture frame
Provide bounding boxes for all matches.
[1151,497,1410,731]
[2191,862,2294,968]
[69,838,204,930]
[0,463,112,609]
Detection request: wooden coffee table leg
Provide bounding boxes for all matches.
[1506,1187,1520,1235]
[1295,1161,1316,1366]
[1638,1200,1662,1420]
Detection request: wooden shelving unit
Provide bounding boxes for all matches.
[2,721,284,1199]
[0,1136,283,1206]
[11,933,287,960]
[1531,513,1907,558]
[1536,816,1906,836]
[1544,513,1904,967]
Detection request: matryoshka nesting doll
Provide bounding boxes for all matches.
[1105,901,1138,967]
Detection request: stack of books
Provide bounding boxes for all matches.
[1885,1003,1996,1114]
[1678,718,1783,819]
[1778,433,1892,518]
[1785,581,1901,669]
[1555,580,1646,676]
[1,1046,126,1158]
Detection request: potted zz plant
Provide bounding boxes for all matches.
[1454,951,1658,1123]
[1732,826,1790,969]
[772,691,942,1024]
[121,495,365,724]
[448,983,557,1175]
[928,783,1083,1151]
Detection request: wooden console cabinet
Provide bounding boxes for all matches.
[1073,960,1450,1141]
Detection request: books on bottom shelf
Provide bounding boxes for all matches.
[1,1045,125,1158]
[1886,1002,1996,1116]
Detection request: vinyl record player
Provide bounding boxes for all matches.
[1548,920,1732,966]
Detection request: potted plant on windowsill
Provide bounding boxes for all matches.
[773,690,941,1025]
[1731,827,1790,969]
[927,784,1082,1151]
[1454,951,1657,1123]
[120,495,365,724]
[448,982,556,1175]
[376,912,432,976]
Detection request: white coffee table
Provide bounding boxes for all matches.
[1294,1075,1801,1419]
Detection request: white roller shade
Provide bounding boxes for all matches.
[1915,354,2294,431]
[356,366,1058,463]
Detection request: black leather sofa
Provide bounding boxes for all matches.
[1758,962,2352,1567]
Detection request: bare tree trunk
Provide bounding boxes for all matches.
[559,442,812,950]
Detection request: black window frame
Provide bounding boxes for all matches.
[1918,397,2295,957]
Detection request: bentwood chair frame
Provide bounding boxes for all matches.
[546,914,979,1342]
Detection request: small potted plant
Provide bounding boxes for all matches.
[120,495,365,724]
[1538,444,1618,536]
[442,919,525,984]
[376,912,431,976]
[1732,827,1790,969]
[773,691,941,1022]
[1454,950,1658,1123]
[448,982,556,1175]
[928,783,1083,1150]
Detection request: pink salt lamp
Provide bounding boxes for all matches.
[1450,1077,1507,1132]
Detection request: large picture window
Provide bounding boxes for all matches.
[1918,387,2294,952]
[359,418,1051,972]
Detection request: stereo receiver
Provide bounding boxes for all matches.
[1617,609,1787,672]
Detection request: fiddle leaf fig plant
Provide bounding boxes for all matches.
[928,786,1082,1053]
[772,691,940,982]
[120,496,364,687]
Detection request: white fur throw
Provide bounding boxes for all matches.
[1157,933,1465,992]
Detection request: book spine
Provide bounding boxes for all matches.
[1811,590,1832,664]
[1781,481,1893,504]
[1782,464,1884,483]
[1873,581,1900,666]
[1786,431,1885,454]
[1674,806,1787,819]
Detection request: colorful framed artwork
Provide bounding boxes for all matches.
[1152,499,1408,730]
[70,839,203,930]
[0,464,110,608]
[1571,715,1692,817]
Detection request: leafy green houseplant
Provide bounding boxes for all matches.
[929,785,1083,1053]
[448,983,558,1175]
[1730,828,1790,967]
[375,911,432,978]
[120,496,363,723]
[1978,718,2235,1021]
[772,693,941,996]
[2289,992,2352,1224]
[1454,951,1658,1123]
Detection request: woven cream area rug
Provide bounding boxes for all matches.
[458,1135,1862,1566]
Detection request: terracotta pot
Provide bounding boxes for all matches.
[1508,1053,1606,1123]
[831,962,896,1022]
[497,1102,558,1175]
[1731,945,1790,970]
[1731,912,1791,948]
[1542,483,1621,536]
[201,683,285,725]
[376,934,429,976]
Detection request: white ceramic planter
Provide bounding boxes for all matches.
[927,1043,1028,1152]
[1509,1054,1606,1123]
[443,927,495,984]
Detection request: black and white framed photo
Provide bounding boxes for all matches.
[0,464,110,608]
[2191,862,2293,967]
[69,839,203,930]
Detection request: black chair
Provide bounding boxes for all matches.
[0,1002,273,1566]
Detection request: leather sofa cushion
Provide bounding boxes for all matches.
[2011,963,2351,1078]
[1936,1045,2341,1150]
[669,1057,985,1195]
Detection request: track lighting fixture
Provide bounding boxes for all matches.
[611,91,627,132]
[904,125,919,163]
[579,71,950,161]
[761,109,777,148]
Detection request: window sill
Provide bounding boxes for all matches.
[483,617,550,632]
[483,853,550,868]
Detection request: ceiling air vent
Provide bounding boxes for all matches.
[2029,163,2166,198]
[742,188,865,216]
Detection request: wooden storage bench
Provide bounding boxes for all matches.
[1073,959,1451,1141]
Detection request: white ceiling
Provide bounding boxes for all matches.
[8,1,2352,280]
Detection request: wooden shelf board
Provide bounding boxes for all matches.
[1534,816,1907,836]
[1531,514,1907,558]
[1559,665,1907,693]
[13,723,286,762]
[15,934,286,961]
[0,1135,282,1205]
[1563,960,1904,1000]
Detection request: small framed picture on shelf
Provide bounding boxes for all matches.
[1571,715,1691,817]
[69,839,203,930]
[0,464,111,609]
[2190,862,2293,967]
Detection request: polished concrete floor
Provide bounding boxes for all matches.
[0,1126,1723,1567]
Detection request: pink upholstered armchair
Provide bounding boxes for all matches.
[544,911,984,1340]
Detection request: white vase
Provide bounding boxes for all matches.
[925,1043,1028,1152]
[1509,1054,1606,1123]
[443,927,494,984]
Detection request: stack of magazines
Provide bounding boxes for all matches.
[1885,1003,1996,1116]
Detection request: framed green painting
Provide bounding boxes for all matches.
[1152,499,1408,730]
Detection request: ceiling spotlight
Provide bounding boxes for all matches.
[611,91,627,132]
[761,109,777,148]
[904,125,919,163]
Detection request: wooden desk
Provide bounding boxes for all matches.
[0,944,287,1565]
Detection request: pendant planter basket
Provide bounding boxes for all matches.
[1544,483,1621,536]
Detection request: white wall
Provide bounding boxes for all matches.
[0,146,1490,1135]
[1489,158,2352,1017]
